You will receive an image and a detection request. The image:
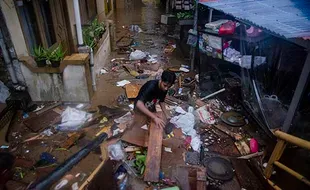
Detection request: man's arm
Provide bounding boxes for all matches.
[136,100,165,128]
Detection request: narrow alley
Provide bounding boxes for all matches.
[0,0,310,190]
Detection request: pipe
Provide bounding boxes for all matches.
[73,0,84,46]
[208,8,213,23]
[29,133,108,190]
[201,88,226,101]
[89,48,96,91]
[0,30,18,84]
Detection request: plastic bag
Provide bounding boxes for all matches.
[0,80,10,103]
[57,107,92,131]
[108,142,125,161]
[129,50,147,60]
[219,21,236,35]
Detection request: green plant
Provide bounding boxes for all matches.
[134,150,147,175]
[49,45,65,62]
[32,46,48,61]
[177,12,194,20]
[83,19,106,48]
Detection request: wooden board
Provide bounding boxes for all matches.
[231,159,265,190]
[234,141,251,156]
[23,110,60,132]
[61,132,84,149]
[144,120,163,182]
[125,84,141,99]
[121,125,149,147]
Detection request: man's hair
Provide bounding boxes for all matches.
[161,70,176,85]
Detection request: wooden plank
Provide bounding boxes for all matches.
[264,139,286,178]
[61,132,84,149]
[144,119,163,182]
[36,102,62,115]
[231,159,264,190]
[234,140,250,156]
[23,110,60,132]
[79,161,105,190]
[196,169,207,190]
[121,125,149,147]
[125,84,141,99]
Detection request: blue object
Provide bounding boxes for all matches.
[199,0,310,39]
[40,152,57,164]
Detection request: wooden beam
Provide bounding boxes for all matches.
[274,130,310,150]
[32,0,48,48]
[274,161,310,186]
[144,117,163,182]
[264,139,286,178]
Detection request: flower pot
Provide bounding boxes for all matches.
[51,61,61,68]
[36,60,46,67]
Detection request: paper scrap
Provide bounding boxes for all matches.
[116,80,131,87]
[164,147,172,153]
[141,124,148,130]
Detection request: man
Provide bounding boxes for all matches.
[134,70,176,128]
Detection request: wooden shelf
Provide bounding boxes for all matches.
[199,28,270,43]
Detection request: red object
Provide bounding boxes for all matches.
[250,138,259,153]
[219,21,236,35]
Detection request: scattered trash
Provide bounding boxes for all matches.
[100,68,108,74]
[129,50,147,60]
[141,124,148,130]
[250,138,259,153]
[164,147,172,153]
[129,104,134,110]
[57,107,92,131]
[71,182,79,190]
[100,117,108,124]
[23,112,29,119]
[114,112,133,124]
[108,142,125,161]
[170,107,201,152]
[116,80,131,87]
[41,128,53,137]
[0,145,9,149]
[129,25,143,33]
[33,105,45,112]
[76,103,85,109]
[196,105,215,124]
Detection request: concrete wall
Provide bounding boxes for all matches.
[93,30,111,75]
[0,0,28,57]
[20,64,90,102]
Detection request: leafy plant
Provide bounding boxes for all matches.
[134,150,147,175]
[32,46,48,61]
[49,45,65,62]
[83,19,106,48]
[177,12,194,20]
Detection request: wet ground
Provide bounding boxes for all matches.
[4,0,189,189]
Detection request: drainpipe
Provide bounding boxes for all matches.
[0,29,18,84]
[89,48,96,91]
[73,0,83,46]
[73,0,96,91]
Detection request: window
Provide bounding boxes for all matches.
[16,0,69,53]
[79,0,97,24]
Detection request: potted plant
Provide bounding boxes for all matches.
[49,45,65,68]
[33,46,48,67]
[177,12,194,25]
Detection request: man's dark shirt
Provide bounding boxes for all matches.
[134,80,167,112]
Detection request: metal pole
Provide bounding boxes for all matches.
[282,53,310,132]
[73,0,84,46]
[190,0,199,71]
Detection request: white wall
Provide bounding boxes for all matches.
[93,30,111,75]
[20,64,90,102]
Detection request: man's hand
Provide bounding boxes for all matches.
[153,117,165,129]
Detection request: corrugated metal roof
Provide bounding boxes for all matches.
[199,0,310,39]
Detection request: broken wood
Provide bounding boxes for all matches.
[24,110,60,132]
[36,102,62,115]
[125,84,141,99]
[125,146,141,152]
[196,169,207,190]
[178,75,182,88]
[61,132,84,149]
[79,161,105,190]
[238,151,264,159]
[213,124,242,141]
[144,118,163,182]
[235,141,251,156]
